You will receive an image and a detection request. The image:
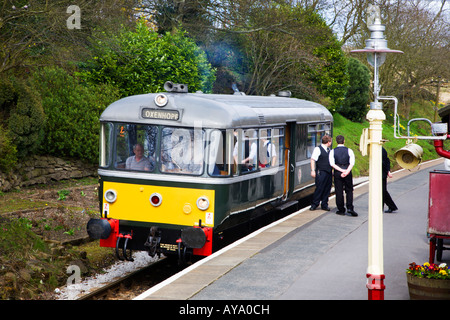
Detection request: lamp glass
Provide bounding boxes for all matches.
[367,52,386,68]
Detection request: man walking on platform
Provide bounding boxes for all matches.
[329,135,358,216]
[310,135,332,211]
[382,146,398,213]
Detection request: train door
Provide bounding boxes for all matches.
[283,121,296,199]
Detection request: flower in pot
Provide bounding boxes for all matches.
[406,262,450,300]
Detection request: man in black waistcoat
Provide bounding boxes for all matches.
[310,135,332,211]
[382,147,398,213]
[329,135,358,216]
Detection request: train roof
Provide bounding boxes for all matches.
[100,91,333,129]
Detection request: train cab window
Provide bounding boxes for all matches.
[160,127,205,175]
[114,124,157,172]
[234,129,258,173]
[99,122,113,168]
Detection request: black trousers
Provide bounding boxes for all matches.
[334,171,353,212]
[383,177,398,210]
[312,170,332,208]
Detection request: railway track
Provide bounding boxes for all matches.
[77,256,184,300]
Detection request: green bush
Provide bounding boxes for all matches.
[0,124,17,172]
[0,76,45,161]
[32,67,119,163]
[0,78,18,172]
[78,19,216,97]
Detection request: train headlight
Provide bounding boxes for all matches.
[104,189,117,203]
[196,196,209,211]
[150,193,162,207]
[154,94,168,107]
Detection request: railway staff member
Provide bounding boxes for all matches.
[329,135,357,216]
[126,143,154,171]
[310,135,332,211]
[260,129,277,167]
[382,147,398,213]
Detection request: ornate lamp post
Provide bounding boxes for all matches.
[351,5,403,300]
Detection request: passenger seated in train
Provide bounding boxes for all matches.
[234,129,257,172]
[126,143,154,171]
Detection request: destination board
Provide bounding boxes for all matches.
[141,108,180,121]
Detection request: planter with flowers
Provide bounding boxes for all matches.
[406,262,450,300]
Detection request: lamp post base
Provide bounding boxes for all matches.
[367,273,386,300]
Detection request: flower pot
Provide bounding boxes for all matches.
[407,273,450,300]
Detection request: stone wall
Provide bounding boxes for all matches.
[0,155,97,192]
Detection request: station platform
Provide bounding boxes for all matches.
[135,158,448,301]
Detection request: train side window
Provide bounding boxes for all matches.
[160,127,205,175]
[99,122,113,168]
[259,128,282,168]
[307,123,332,158]
[273,127,284,166]
[307,125,317,158]
[295,125,307,161]
[234,129,258,173]
[114,124,157,172]
[208,130,230,176]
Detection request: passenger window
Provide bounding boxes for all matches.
[307,123,332,158]
[160,127,205,175]
[307,125,319,158]
[233,129,258,173]
[114,124,157,172]
[273,127,284,166]
[259,128,282,168]
[208,130,231,176]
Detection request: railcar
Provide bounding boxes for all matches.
[87,82,333,262]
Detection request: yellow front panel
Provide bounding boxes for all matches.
[102,181,215,227]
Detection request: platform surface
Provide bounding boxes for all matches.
[135,158,449,301]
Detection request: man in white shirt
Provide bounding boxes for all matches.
[310,135,332,211]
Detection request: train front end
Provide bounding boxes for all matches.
[92,176,216,260]
[87,90,218,261]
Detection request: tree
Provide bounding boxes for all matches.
[0,0,137,75]
[324,0,450,118]
[380,0,450,118]
[140,1,348,108]
[78,19,216,96]
[231,3,349,109]
[338,57,370,122]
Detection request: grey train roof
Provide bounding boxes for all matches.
[100,91,333,129]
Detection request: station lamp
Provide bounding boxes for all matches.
[351,5,403,105]
[351,5,403,301]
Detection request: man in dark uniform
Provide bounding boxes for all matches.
[382,147,398,213]
[310,135,332,211]
[329,135,358,216]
